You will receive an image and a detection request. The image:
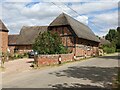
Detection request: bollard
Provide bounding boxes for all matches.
[58,55,61,64]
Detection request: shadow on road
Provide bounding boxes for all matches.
[98,55,120,60]
[49,66,118,88]
[49,83,107,89]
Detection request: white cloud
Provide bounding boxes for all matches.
[70,2,118,15]
[92,11,118,28]
[75,16,88,25]
[1,1,119,37]
[20,3,62,19]
[95,26,118,37]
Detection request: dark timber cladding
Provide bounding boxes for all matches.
[48,13,100,56]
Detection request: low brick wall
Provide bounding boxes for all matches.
[36,53,74,66]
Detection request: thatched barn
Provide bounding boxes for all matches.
[10,13,100,57]
[15,26,48,54]
[48,13,100,56]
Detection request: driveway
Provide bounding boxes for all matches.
[2,58,34,76]
[2,53,119,89]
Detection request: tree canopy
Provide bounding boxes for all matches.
[105,27,120,50]
[117,27,120,49]
[105,29,118,42]
[32,31,68,54]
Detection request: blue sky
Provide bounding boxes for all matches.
[1,0,119,37]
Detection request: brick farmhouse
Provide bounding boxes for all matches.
[9,13,100,57]
[0,20,9,53]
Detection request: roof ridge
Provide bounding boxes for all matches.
[9,34,19,36]
[63,13,92,31]
[22,25,48,27]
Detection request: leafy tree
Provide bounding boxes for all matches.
[105,29,118,42]
[103,28,119,53]
[117,27,120,49]
[32,31,68,54]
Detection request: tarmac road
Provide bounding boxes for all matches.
[2,53,119,89]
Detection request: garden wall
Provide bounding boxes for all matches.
[36,53,74,66]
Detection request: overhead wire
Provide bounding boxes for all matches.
[51,2,104,30]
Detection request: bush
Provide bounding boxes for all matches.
[102,44,116,54]
[23,53,28,57]
[14,54,23,59]
[103,46,116,54]
[9,53,28,60]
[116,49,120,52]
[33,31,68,54]
[18,54,23,58]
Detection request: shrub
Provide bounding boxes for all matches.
[14,53,19,59]
[103,47,115,54]
[102,44,116,54]
[33,31,68,54]
[14,54,23,59]
[23,53,28,58]
[116,49,120,52]
[18,54,23,58]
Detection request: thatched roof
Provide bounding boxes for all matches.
[50,13,100,42]
[8,34,19,45]
[0,20,9,32]
[99,38,110,45]
[16,26,48,45]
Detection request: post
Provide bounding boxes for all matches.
[34,55,38,67]
[73,53,76,61]
[58,55,62,64]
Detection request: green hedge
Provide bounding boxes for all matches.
[116,49,120,52]
[103,46,116,54]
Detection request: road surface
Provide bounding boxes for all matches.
[2,53,119,89]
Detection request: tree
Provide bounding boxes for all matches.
[104,29,118,53]
[117,27,120,49]
[105,29,118,48]
[105,29,118,42]
[32,31,68,54]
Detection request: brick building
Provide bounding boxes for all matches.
[0,20,9,53]
[15,26,48,54]
[9,13,100,57]
[8,34,19,54]
[48,13,100,57]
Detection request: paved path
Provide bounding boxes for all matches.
[2,53,119,89]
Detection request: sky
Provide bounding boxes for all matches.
[0,0,120,37]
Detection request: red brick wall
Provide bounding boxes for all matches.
[0,31,8,53]
[75,38,99,56]
[37,53,74,66]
